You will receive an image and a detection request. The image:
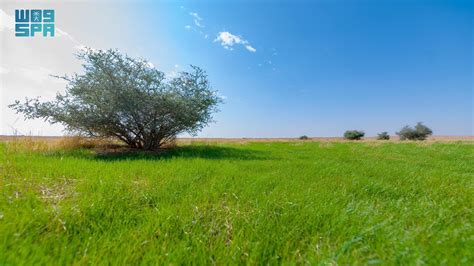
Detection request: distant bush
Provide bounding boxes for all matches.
[396,122,433,140]
[377,132,390,140]
[299,135,309,140]
[344,130,365,140]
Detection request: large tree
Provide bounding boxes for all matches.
[10,48,221,150]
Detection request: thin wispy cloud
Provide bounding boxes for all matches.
[189,12,204,28]
[56,28,81,45]
[245,45,256,52]
[0,9,14,31]
[166,64,180,79]
[183,10,208,38]
[18,67,68,84]
[272,49,278,56]
[0,66,10,74]
[214,31,256,52]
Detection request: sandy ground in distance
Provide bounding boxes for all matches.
[0,135,473,143]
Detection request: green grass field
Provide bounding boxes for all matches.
[0,140,473,264]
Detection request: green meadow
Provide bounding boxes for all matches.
[0,140,473,264]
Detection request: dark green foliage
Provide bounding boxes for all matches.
[299,135,309,140]
[397,122,433,140]
[377,132,390,140]
[344,130,365,140]
[9,48,221,150]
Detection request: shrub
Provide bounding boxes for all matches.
[5,137,50,153]
[299,135,309,140]
[396,122,433,140]
[9,48,221,150]
[377,132,390,140]
[344,130,365,140]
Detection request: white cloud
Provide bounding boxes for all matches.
[166,64,180,79]
[214,31,256,53]
[74,44,86,50]
[0,66,10,74]
[56,28,80,44]
[245,45,256,52]
[183,14,207,39]
[189,12,204,28]
[18,67,67,84]
[73,45,88,50]
[189,12,202,21]
[0,9,14,31]
[215,32,244,48]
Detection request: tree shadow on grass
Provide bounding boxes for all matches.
[79,145,273,162]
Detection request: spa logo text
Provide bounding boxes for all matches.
[15,9,55,37]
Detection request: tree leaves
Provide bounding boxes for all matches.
[9,48,221,150]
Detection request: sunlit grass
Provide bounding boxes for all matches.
[0,141,472,264]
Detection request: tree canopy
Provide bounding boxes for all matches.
[396,122,433,141]
[10,48,221,150]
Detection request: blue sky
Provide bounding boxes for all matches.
[1,0,472,137]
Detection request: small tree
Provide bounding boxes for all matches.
[377,132,390,140]
[344,130,365,140]
[9,48,221,150]
[396,122,433,141]
[299,135,309,140]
